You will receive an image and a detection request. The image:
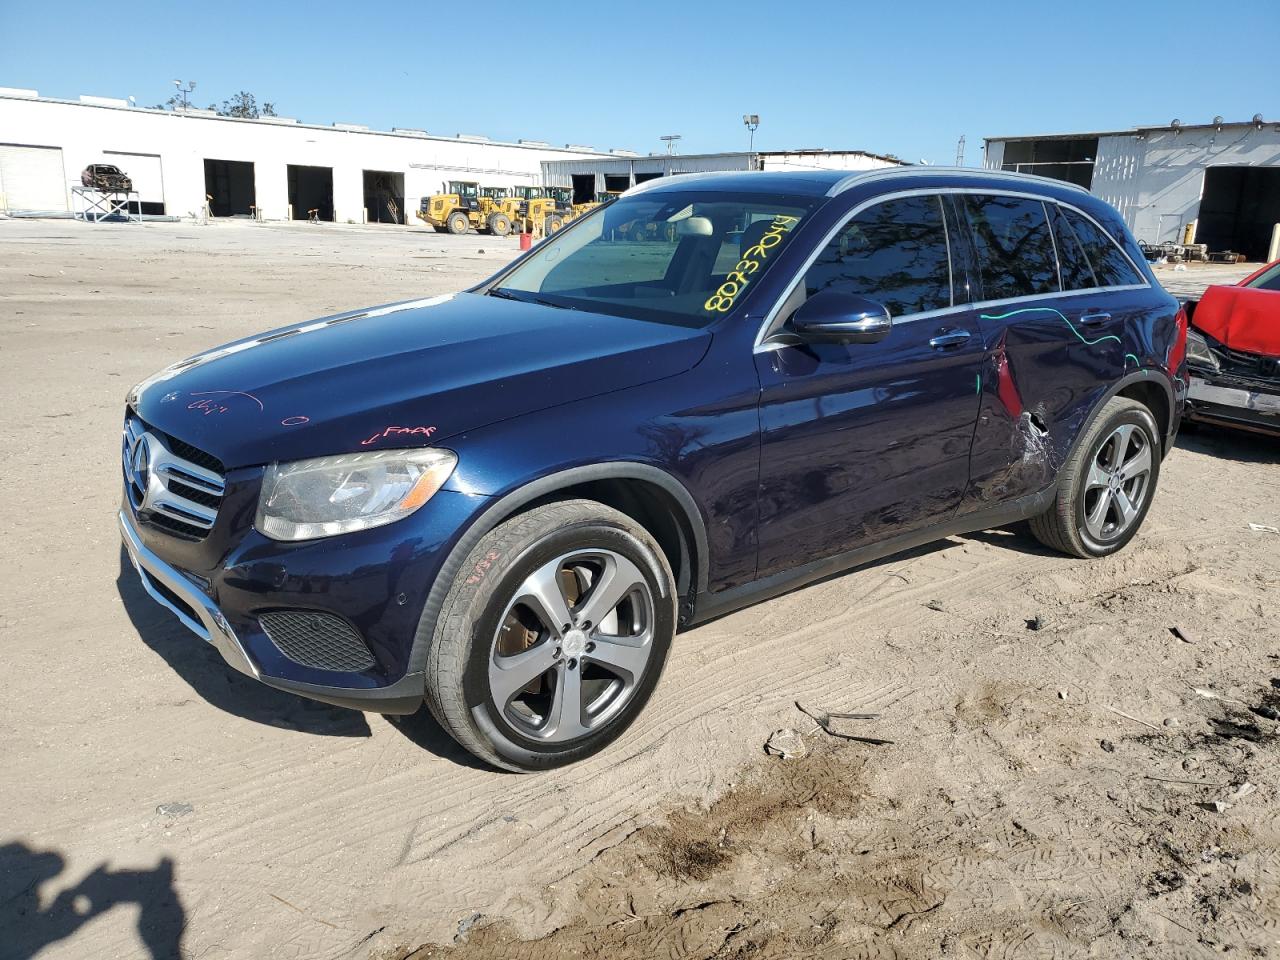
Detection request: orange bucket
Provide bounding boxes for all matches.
[519,233,532,251]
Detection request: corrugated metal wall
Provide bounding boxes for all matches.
[989,126,1280,247]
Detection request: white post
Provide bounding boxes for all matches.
[1269,223,1280,263]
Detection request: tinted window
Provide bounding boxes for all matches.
[1059,208,1142,287]
[804,194,952,317]
[963,195,1059,300]
[1050,205,1097,291]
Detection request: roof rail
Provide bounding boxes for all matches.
[825,165,1093,198]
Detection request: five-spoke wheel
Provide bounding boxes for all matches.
[425,500,676,771]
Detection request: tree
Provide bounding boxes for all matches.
[216,91,277,119]
[149,90,279,117]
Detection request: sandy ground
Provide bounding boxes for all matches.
[1,219,1277,960]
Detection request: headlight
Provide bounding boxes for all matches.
[256,448,457,541]
[1185,328,1219,371]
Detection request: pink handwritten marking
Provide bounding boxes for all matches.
[360,425,438,446]
[188,398,230,416]
[281,416,310,426]
[189,389,265,412]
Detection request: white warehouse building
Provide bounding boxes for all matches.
[985,117,1280,261]
[0,87,612,223]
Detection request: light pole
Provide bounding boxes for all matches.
[743,114,760,153]
[172,79,196,111]
[660,134,681,155]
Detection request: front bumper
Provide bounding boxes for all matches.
[1186,374,1280,436]
[119,508,430,714]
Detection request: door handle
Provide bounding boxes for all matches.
[929,329,972,350]
[1078,311,1112,327]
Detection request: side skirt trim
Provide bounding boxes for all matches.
[688,486,1054,626]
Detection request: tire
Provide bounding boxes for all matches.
[446,211,470,235]
[544,214,564,234]
[488,213,512,237]
[425,499,677,772]
[1029,396,1161,558]
[432,224,447,233]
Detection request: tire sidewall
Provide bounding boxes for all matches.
[1073,402,1161,556]
[457,517,675,770]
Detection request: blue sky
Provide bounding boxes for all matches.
[3,0,1275,163]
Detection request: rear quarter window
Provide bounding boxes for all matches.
[962,195,1060,301]
[1058,207,1143,288]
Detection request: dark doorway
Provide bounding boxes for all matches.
[1198,166,1280,260]
[287,164,333,221]
[633,172,663,185]
[604,174,631,193]
[571,173,595,204]
[363,170,405,224]
[203,159,255,217]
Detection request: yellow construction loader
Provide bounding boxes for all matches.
[417,181,514,235]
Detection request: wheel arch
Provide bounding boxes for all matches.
[406,463,709,679]
[1063,369,1176,470]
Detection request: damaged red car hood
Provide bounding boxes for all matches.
[1192,285,1280,357]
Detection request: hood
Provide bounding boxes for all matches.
[1192,285,1280,357]
[133,293,711,468]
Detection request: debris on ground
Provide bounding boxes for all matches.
[763,728,807,760]
[1169,624,1196,644]
[1247,522,1279,534]
[155,802,193,817]
[1026,614,1046,631]
[794,701,893,746]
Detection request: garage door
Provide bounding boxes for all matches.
[0,144,68,213]
[104,151,164,208]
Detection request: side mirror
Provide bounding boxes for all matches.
[789,290,893,343]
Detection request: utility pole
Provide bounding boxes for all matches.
[955,134,966,167]
[660,135,681,155]
[743,114,760,153]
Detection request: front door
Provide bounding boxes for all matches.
[754,193,985,579]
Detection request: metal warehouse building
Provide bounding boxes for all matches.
[0,87,609,223]
[985,117,1280,260]
[542,149,903,202]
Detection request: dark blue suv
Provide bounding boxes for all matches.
[120,168,1187,770]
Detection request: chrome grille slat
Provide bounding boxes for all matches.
[123,414,226,540]
[152,494,218,528]
[159,463,225,494]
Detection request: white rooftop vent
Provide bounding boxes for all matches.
[80,95,129,107]
[565,144,596,152]
[257,116,298,124]
[333,122,369,131]
[456,133,490,142]
[393,127,428,137]
[518,139,550,147]
[0,86,38,98]
[609,149,640,156]
[178,107,218,116]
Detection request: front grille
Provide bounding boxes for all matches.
[123,415,226,541]
[259,611,377,672]
[1218,346,1280,382]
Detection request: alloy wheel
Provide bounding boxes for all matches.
[488,549,655,742]
[1081,423,1152,542]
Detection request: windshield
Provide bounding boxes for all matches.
[1244,262,1280,292]
[491,190,818,327]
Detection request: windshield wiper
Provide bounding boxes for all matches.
[487,287,579,311]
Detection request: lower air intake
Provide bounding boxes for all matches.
[259,611,376,672]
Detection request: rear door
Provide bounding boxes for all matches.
[961,194,1135,511]
[754,192,985,578]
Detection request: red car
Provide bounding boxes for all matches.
[1184,259,1280,436]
